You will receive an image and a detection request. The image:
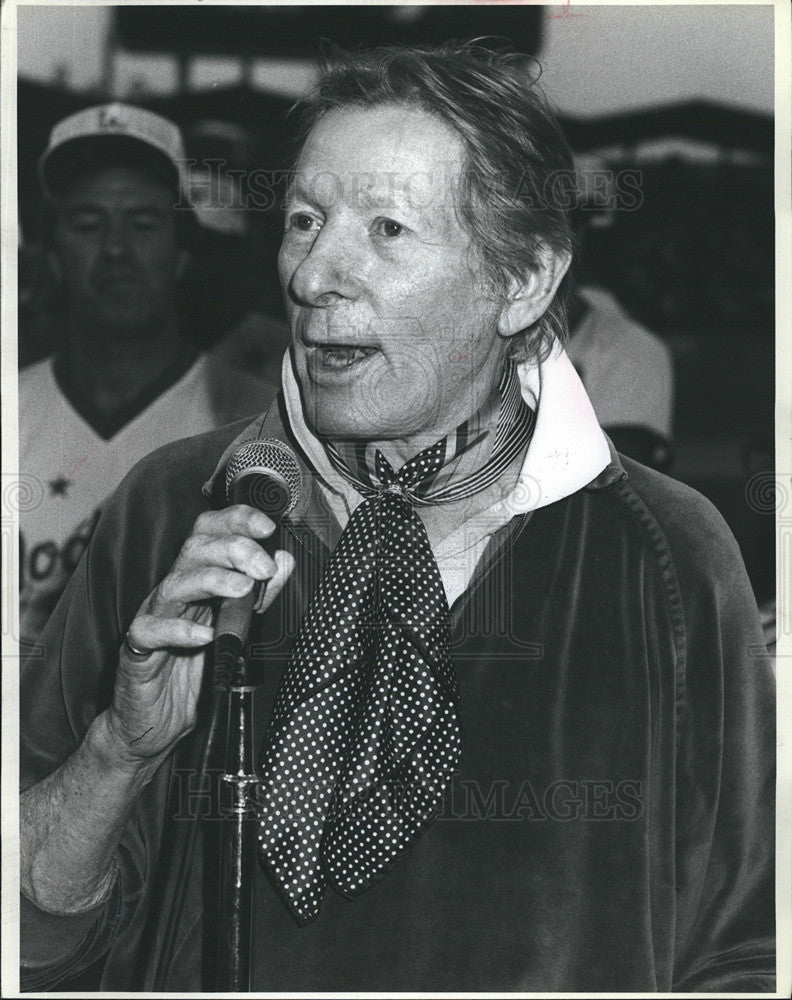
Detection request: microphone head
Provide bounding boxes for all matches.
[225,439,303,520]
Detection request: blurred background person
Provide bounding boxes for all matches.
[18,103,276,652]
[566,283,674,469]
[566,196,675,472]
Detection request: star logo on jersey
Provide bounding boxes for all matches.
[48,476,71,497]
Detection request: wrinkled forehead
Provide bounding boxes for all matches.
[290,103,466,217]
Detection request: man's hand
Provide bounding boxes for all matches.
[102,505,295,764]
[21,505,296,920]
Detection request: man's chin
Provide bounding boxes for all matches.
[301,400,402,443]
[296,370,428,442]
[87,306,163,340]
[304,410,372,441]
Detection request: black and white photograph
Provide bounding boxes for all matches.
[2,1,789,995]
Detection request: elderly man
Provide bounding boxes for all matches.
[19,103,275,650]
[20,45,774,992]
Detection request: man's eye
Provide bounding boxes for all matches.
[375,218,404,238]
[70,217,102,233]
[288,212,319,232]
[132,215,162,231]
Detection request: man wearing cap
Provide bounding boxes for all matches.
[19,103,276,650]
[20,47,774,992]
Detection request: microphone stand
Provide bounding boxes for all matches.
[217,659,258,991]
[213,454,298,989]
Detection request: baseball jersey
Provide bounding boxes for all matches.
[18,352,273,650]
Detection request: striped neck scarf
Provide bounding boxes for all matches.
[324,359,534,507]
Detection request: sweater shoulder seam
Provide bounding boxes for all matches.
[610,475,689,718]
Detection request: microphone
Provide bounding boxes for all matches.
[212,439,303,691]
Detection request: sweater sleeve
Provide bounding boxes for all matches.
[666,495,775,991]
[19,441,206,988]
[19,879,124,990]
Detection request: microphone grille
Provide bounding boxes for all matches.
[225,439,303,516]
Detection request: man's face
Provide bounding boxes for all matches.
[51,166,186,338]
[279,104,510,447]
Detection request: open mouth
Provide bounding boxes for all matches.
[320,345,377,368]
[308,344,379,370]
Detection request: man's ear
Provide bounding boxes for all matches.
[46,251,63,284]
[176,249,190,282]
[496,245,572,338]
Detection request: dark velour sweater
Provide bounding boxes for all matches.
[20,413,775,992]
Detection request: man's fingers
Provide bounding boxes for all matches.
[125,615,215,656]
[154,566,260,614]
[179,534,276,580]
[255,550,296,614]
[193,505,275,540]
[135,507,285,636]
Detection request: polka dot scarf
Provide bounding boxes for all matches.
[255,362,534,925]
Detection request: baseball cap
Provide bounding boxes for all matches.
[38,103,190,204]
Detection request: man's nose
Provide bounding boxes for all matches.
[100,220,133,260]
[287,226,362,306]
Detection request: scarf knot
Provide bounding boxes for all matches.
[256,361,533,924]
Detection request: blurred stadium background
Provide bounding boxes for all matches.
[17,4,776,605]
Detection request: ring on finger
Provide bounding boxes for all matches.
[124,633,152,658]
